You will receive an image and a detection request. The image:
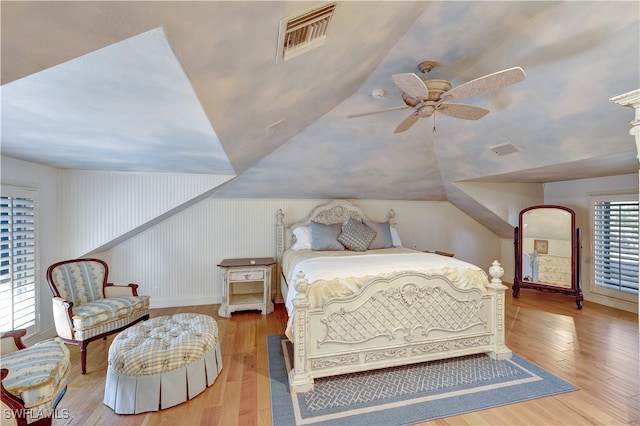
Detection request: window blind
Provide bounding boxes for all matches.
[0,191,37,331]
[593,200,639,295]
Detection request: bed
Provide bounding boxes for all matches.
[275,199,511,392]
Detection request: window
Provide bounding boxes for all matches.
[592,194,639,297]
[0,187,37,332]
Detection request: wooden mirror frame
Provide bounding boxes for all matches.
[513,205,584,309]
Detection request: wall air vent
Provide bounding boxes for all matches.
[276,2,337,64]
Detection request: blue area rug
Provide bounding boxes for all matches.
[268,335,577,426]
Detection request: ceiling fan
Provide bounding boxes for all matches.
[347,61,526,133]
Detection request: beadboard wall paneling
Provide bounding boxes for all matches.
[103,198,502,309]
[105,199,324,307]
[58,171,233,258]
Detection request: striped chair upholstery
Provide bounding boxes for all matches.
[49,260,105,307]
[1,329,70,426]
[47,258,150,374]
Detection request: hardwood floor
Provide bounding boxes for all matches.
[52,289,638,425]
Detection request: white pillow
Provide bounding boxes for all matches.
[390,227,403,247]
[291,226,312,250]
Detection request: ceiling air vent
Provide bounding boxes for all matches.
[276,2,337,64]
[491,142,521,156]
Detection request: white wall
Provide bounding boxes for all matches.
[7,151,634,340]
[457,181,545,282]
[1,156,60,342]
[544,173,638,313]
[103,198,502,308]
[456,182,544,227]
[1,155,504,339]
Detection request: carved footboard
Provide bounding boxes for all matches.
[288,261,510,392]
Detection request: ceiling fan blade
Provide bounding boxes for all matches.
[442,67,525,102]
[392,73,428,99]
[437,103,490,120]
[394,113,420,133]
[347,105,410,119]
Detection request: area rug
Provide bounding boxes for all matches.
[268,335,577,426]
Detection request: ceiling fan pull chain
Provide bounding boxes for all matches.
[432,114,437,133]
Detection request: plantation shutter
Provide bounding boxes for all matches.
[0,188,37,331]
[593,199,639,295]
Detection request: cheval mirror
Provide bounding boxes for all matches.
[513,205,584,309]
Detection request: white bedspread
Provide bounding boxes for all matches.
[283,247,489,315]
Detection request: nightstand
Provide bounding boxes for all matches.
[217,257,275,318]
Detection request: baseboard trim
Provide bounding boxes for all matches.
[584,293,638,313]
[149,296,221,309]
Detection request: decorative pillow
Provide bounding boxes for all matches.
[311,221,345,251]
[338,218,376,252]
[390,227,403,247]
[363,220,393,249]
[291,226,312,250]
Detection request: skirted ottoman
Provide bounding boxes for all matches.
[103,313,222,414]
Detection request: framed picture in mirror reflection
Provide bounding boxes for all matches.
[534,239,548,254]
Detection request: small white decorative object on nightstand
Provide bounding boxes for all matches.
[217,257,275,317]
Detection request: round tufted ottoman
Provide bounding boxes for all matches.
[103,313,222,414]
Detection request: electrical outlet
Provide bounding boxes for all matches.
[154,287,159,296]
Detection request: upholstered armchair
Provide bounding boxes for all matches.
[1,329,70,426]
[46,258,150,374]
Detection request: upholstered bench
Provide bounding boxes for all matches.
[1,331,71,425]
[103,313,222,414]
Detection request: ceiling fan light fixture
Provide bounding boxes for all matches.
[418,105,435,118]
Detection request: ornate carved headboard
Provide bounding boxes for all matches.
[275,199,397,262]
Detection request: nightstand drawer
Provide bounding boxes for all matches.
[229,269,264,282]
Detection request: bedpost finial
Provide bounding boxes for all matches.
[294,271,310,296]
[489,260,504,284]
[388,209,397,227]
[277,209,284,225]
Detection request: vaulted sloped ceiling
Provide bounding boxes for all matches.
[2,26,235,174]
[1,1,638,238]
